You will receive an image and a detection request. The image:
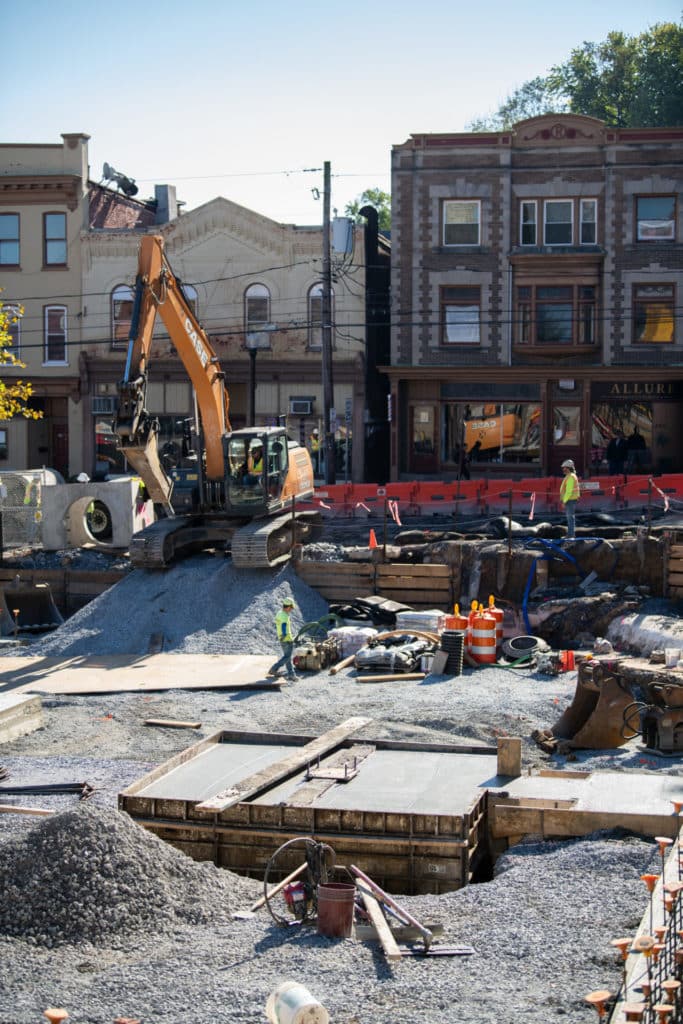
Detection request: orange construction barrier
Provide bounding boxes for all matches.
[470,607,497,664]
[487,594,504,649]
[368,529,378,548]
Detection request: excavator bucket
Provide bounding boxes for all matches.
[0,580,64,636]
[550,661,637,750]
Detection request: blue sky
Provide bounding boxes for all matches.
[2,0,680,224]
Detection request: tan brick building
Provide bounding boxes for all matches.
[389,114,683,480]
[0,133,90,478]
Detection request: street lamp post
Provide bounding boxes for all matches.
[245,331,272,426]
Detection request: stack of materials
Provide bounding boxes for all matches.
[328,626,378,659]
[394,609,444,634]
[439,629,465,676]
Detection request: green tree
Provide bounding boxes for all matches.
[467,21,683,130]
[0,298,41,420]
[467,76,565,131]
[344,189,391,232]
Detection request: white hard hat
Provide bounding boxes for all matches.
[561,459,575,470]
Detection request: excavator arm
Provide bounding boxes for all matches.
[114,235,231,510]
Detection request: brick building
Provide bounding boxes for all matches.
[389,114,683,480]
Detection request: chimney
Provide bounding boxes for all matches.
[154,184,178,224]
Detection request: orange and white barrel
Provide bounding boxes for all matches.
[445,606,469,634]
[487,595,504,650]
[470,611,497,664]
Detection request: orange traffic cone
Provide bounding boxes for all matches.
[368,529,378,548]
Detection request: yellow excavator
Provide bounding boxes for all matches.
[113,235,321,569]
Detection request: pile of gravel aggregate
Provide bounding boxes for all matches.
[12,556,328,658]
[0,802,259,947]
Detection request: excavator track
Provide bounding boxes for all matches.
[129,516,239,569]
[231,510,323,569]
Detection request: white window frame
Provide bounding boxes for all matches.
[4,303,21,356]
[543,200,573,246]
[520,201,537,246]
[443,200,481,247]
[111,284,134,348]
[442,287,481,345]
[245,283,271,331]
[44,305,67,365]
[580,199,597,245]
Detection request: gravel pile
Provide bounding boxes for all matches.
[0,803,259,947]
[12,555,328,657]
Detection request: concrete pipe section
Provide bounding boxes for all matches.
[41,478,155,552]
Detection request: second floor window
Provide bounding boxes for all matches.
[44,305,67,363]
[441,286,481,344]
[245,284,270,330]
[636,196,675,241]
[0,214,19,265]
[443,201,480,246]
[44,213,67,266]
[4,303,21,355]
[308,284,334,350]
[520,199,598,246]
[516,284,596,346]
[112,285,134,346]
[633,284,675,343]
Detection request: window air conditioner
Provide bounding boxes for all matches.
[289,398,314,416]
[92,396,117,414]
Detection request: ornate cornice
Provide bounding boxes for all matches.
[0,175,83,211]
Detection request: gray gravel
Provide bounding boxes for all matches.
[0,553,678,1023]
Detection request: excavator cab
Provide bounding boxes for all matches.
[224,428,289,515]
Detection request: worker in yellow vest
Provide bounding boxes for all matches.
[266,599,298,681]
[309,428,321,475]
[559,459,580,539]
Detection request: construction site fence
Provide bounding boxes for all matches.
[305,473,683,520]
[0,470,46,550]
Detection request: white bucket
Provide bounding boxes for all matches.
[265,981,329,1024]
[420,654,434,672]
[665,648,680,668]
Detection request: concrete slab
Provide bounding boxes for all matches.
[0,654,280,695]
[138,742,295,801]
[0,691,44,743]
[258,749,504,815]
[489,769,683,817]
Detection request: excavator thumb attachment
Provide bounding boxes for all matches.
[0,580,64,635]
[549,661,637,750]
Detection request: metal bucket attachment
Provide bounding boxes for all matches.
[550,661,637,750]
[0,580,64,635]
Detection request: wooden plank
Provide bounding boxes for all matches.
[0,804,54,816]
[490,802,678,841]
[144,718,201,729]
[669,545,683,557]
[330,654,356,675]
[195,716,372,812]
[355,922,444,941]
[249,862,307,912]
[356,673,426,683]
[668,573,683,586]
[358,889,402,961]
[377,564,451,578]
[297,563,373,577]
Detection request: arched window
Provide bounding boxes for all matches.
[181,283,198,318]
[245,283,270,331]
[111,285,134,347]
[308,284,334,350]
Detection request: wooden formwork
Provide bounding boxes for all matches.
[295,560,456,610]
[0,568,127,615]
[119,723,493,895]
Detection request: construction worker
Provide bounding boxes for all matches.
[560,459,580,539]
[309,428,320,474]
[244,442,264,486]
[267,598,298,681]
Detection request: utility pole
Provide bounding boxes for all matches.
[321,161,336,484]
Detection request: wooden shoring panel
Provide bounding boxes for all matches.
[376,564,452,579]
[489,799,678,841]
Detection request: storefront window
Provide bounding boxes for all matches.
[442,402,541,465]
[590,402,653,473]
[413,406,435,455]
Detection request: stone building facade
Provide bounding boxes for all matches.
[389,115,683,480]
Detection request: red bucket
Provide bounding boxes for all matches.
[316,882,355,938]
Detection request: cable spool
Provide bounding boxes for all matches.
[470,610,497,664]
[440,629,465,676]
[487,595,504,650]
